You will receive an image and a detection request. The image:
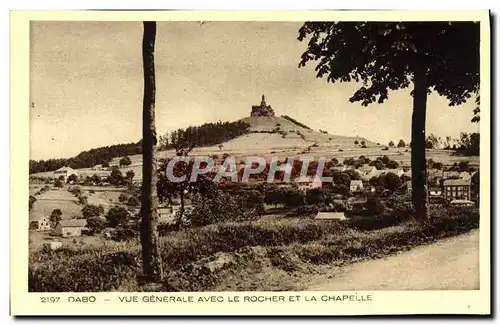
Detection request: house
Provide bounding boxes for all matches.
[296,176,324,192]
[402,169,412,179]
[42,241,63,251]
[459,171,471,181]
[314,211,347,221]
[449,199,474,208]
[406,181,412,195]
[53,166,78,182]
[356,165,378,181]
[349,180,364,193]
[443,179,471,201]
[382,168,404,178]
[29,216,51,231]
[55,219,87,237]
[443,170,460,179]
[428,186,443,203]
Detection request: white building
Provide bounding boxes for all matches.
[53,166,78,182]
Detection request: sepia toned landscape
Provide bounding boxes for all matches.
[28,20,481,292]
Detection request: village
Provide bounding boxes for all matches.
[28,144,479,251]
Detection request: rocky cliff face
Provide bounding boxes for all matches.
[250,95,275,117]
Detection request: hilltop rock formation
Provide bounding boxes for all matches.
[250,95,275,117]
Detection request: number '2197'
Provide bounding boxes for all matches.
[41,297,60,303]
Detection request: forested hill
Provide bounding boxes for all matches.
[29,120,250,174]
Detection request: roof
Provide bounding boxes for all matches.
[58,219,87,228]
[358,165,375,173]
[350,180,363,186]
[315,212,346,221]
[55,166,75,172]
[450,200,474,204]
[443,179,471,186]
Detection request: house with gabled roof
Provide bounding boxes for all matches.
[53,166,78,182]
[55,219,87,237]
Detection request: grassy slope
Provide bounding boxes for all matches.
[29,209,479,292]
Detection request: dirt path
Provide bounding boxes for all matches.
[307,229,480,291]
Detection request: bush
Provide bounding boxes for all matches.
[106,206,131,228]
[127,196,140,207]
[364,197,385,216]
[295,205,319,217]
[28,208,479,292]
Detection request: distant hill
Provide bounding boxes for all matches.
[29,120,250,174]
[30,112,378,175]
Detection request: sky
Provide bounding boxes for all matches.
[30,21,479,160]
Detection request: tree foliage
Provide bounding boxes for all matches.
[298,22,479,107]
[119,156,132,167]
[49,209,62,226]
[106,206,131,228]
[297,21,480,219]
[81,204,104,219]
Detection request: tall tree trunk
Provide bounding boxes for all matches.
[140,21,163,281]
[411,68,429,220]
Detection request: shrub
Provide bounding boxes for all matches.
[118,193,128,203]
[364,197,385,216]
[127,196,140,207]
[28,208,479,292]
[54,179,64,188]
[106,206,131,228]
[82,204,104,219]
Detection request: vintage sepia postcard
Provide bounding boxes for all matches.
[11,10,491,316]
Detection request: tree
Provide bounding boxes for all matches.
[369,159,385,170]
[108,167,124,186]
[81,204,104,219]
[78,195,88,206]
[140,21,163,281]
[106,206,131,228]
[388,141,395,147]
[54,179,64,188]
[364,197,385,216]
[119,156,132,167]
[305,188,327,205]
[382,172,403,191]
[102,161,110,168]
[386,160,399,169]
[91,174,101,185]
[118,193,129,203]
[127,195,140,207]
[381,155,390,165]
[456,132,480,156]
[426,133,440,149]
[354,140,359,145]
[360,140,366,146]
[87,216,106,235]
[49,209,62,227]
[126,170,135,181]
[67,174,78,184]
[298,22,480,220]
[397,139,406,147]
[458,160,470,172]
[29,195,36,211]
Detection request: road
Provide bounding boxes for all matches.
[308,230,480,291]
